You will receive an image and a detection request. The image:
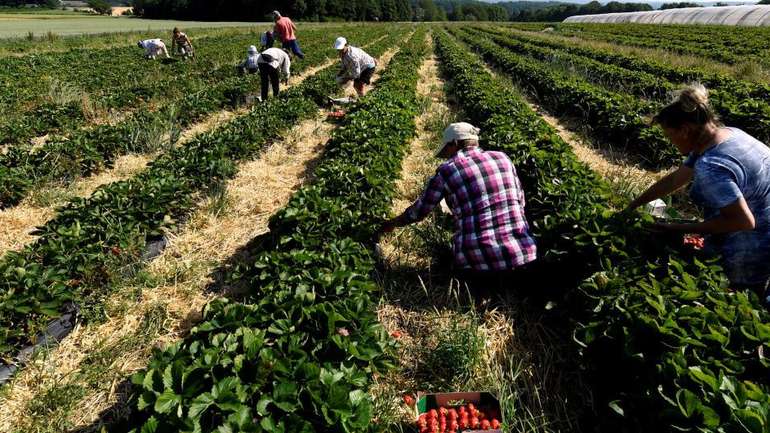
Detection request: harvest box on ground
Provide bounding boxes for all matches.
[416,391,503,432]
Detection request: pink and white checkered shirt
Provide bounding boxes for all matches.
[404,147,537,271]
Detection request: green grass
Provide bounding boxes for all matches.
[0,8,86,16]
[0,15,264,39]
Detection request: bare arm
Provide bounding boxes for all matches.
[626,165,693,211]
[659,197,755,234]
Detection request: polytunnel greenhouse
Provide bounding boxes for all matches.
[563,4,770,26]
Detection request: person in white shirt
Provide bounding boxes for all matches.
[137,38,170,60]
[253,46,291,101]
[240,45,261,74]
[334,37,377,97]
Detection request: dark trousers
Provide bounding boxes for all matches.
[258,63,280,101]
[282,40,305,59]
[456,260,545,305]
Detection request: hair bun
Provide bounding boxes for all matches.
[676,83,709,113]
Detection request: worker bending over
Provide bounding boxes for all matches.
[240,45,260,74]
[171,27,194,60]
[261,30,275,51]
[245,46,291,102]
[381,123,538,299]
[627,84,770,302]
[137,38,169,60]
[334,37,376,98]
[272,10,304,59]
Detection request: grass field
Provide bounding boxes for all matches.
[0,12,261,38]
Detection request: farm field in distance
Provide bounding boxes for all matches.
[0,17,769,433]
[0,10,262,38]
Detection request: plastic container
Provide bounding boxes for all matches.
[645,199,667,217]
[415,391,503,433]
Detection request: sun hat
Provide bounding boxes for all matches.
[248,45,258,54]
[334,37,348,50]
[436,122,481,156]
[272,10,281,18]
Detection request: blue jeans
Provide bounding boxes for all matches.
[282,40,304,59]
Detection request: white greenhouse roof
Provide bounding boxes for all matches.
[563,5,770,26]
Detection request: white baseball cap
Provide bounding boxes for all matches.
[437,122,481,156]
[248,45,258,54]
[334,37,347,50]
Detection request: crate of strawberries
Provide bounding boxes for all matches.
[413,392,503,433]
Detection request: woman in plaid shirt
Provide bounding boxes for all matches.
[382,123,537,294]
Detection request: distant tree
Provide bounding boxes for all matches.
[88,0,111,14]
[660,2,701,8]
[512,0,651,21]
[380,0,398,20]
[758,0,770,4]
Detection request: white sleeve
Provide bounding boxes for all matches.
[283,53,291,78]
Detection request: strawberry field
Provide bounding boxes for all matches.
[0,19,769,433]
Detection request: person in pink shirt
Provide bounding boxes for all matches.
[272,10,304,60]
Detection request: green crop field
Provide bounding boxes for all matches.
[0,18,769,433]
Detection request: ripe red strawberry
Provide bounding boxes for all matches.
[404,395,415,407]
[391,330,403,338]
[470,417,480,428]
[491,419,501,429]
[448,409,457,420]
[429,409,438,419]
[480,419,491,430]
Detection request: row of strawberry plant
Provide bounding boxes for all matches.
[120,30,427,433]
[468,27,671,98]
[542,23,770,68]
[0,28,386,209]
[435,30,770,433]
[467,27,770,146]
[0,27,349,148]
[488,25,770,103]
[0,31,402,361]
[450,27,680,168]
[0,30,257,116]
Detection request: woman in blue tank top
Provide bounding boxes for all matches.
[627,84,770,301]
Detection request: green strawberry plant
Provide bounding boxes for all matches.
[0,26,381,209]
[434,30,770,433]
[0,30,403,363]
[122,29,427,432]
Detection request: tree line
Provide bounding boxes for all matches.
[513,0,652,22]
[129,0,511,22]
